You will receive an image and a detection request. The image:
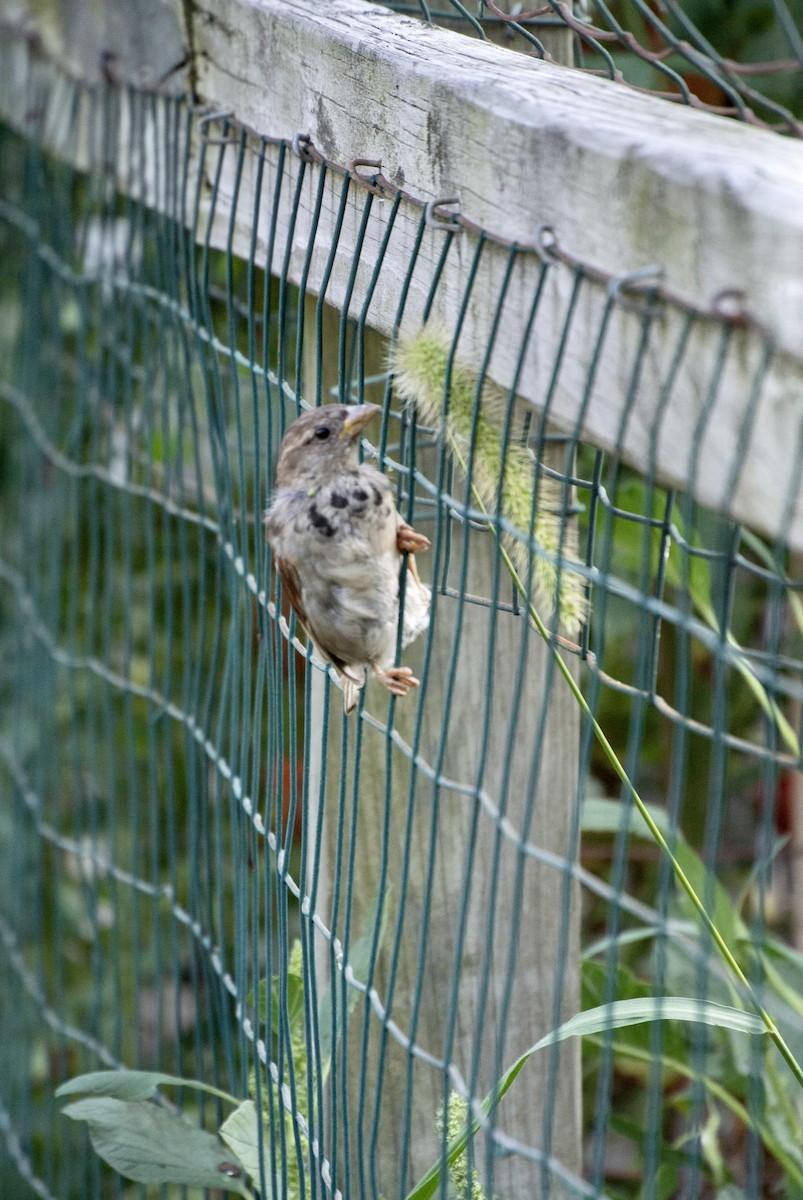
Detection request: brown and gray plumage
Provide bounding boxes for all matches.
[265,403,431,713]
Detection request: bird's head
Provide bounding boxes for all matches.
[275,403,380,488]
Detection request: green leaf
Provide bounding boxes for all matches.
[582,796,674,839]
[531,998,764,1047]
[583,921,698,960]
[582,959,688,1066]
[57,1071,169,1101]
[56,1068,239,1107]
[757,937,803,1029]
[220,1100,272,1197]
[274,955,306,1039]
[247,942,305,1040]
[700,1105,728,1188]
[61,1097,252,1196]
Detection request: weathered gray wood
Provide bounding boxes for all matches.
[2,2,803,548]
[304,303,581,1197]
[2,0,187,92]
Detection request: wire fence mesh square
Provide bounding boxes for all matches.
[1,38,803,1200]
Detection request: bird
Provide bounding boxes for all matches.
[265,403,431,713]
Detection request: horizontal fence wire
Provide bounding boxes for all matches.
[1,35,803,1200]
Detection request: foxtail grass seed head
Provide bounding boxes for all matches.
[436,1093,485,1200]
[390,327,586,635]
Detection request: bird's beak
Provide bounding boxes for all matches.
[340,403,380,439]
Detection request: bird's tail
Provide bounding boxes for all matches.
[341,666,366,714]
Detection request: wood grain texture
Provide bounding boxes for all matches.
[189,0,803,350]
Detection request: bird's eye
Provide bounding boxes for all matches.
[314,426,331,441]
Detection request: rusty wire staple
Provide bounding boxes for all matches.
[424,197,462,230]
[349,158,392,197]
[291,131,318,162]
[155,112,798,366]
[608,264,666,318]
[708,286,780,344]
[533,222,561,263]
[197,108,239,146]
[710,288,751,327]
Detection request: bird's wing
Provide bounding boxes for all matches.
[275,554,352,675]
[275,556,307,630]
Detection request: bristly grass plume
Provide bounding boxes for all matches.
[436,1093,485,1200]
[389,326,586,635]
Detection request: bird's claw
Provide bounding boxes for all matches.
[373,664,420,697]
[397,523,431,555]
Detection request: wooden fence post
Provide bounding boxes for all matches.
[304,300,582,1198]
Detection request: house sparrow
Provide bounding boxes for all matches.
[265,403,431,713]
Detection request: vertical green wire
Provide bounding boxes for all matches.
[3,48,803,1200]
[583,289,665,1193]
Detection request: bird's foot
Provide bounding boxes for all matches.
[372,664,420,698]
[397,523,431,555]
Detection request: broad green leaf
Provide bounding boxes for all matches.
[757,946,803,1034]
[724,639,799,757]
[57,1071,169,1101]
[247,980,270,1024]
[762,1060,803,1175]
[760,932,803,978]
[56,1068,238,1107]
[405,999,764,1200]
[273,956,306,1039]
[247,942,305,1038]
[220,1100,272,1197]
[61,1097,252,1196]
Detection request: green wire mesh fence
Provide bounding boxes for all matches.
[378,0,803,135]
[1,27,803,1200]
